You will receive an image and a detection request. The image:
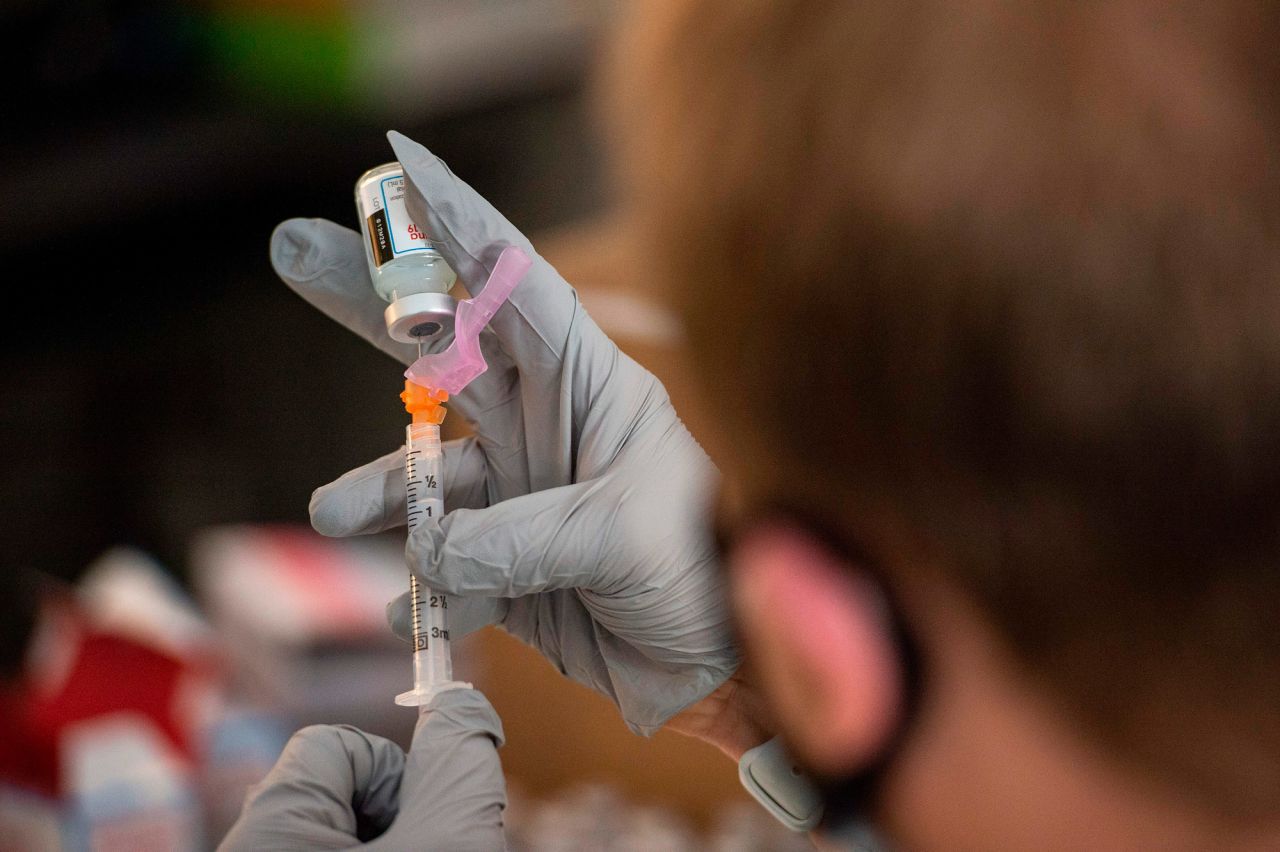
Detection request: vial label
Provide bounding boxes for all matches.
[357,173,439,268]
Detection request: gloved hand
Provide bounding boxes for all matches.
[218,688,506,851]
[270,131,738,734]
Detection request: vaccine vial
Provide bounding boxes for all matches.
[355,162,459,343]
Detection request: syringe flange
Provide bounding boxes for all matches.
[394,680,474,707]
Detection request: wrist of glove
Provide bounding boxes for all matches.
[275,131,740,734]
[219,688,506,851]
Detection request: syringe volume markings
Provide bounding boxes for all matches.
[398,395,461,706]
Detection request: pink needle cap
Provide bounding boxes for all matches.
[404,245,532,394]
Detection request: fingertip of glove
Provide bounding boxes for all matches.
[422,688,506,745]
[272,218,341,288]
[270,218,312,272]
[308,485,353,538]
[404,522,437,565]
[287,723,351,754]
[270,218,362,286]
[404,532,466,597]
[387,131,443,176]
[426,687,493,713]
[386,594,412,642]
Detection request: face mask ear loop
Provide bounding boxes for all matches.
[719,503,927,834]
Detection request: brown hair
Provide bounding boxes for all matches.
[609,0,1280,816]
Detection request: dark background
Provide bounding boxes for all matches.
[0,1,607,593]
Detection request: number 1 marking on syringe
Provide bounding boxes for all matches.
[405,447,442,526]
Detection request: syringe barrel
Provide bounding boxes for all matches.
[406,421,442,460]
[404,422,453,689]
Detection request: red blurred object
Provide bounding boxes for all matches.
[0,602,217,798]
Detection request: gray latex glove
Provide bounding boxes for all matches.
[270,131,737,734]
[218,688,506,851]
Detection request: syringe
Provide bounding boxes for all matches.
[389,243,532,709]
[396,380,470,709]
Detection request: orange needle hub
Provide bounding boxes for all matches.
[400,380,449,425]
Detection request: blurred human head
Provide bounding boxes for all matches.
[609,0,1280,844]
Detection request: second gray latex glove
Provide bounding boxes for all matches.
[272,132,738,734]
[219,688,506,851]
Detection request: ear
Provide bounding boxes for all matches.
[732,523,905,777]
